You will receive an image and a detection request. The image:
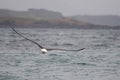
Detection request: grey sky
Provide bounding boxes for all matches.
[0,0,120,16]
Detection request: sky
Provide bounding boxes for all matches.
[0,0,120,16]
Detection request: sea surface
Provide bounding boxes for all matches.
[0,28,120,80]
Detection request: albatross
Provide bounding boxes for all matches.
[10,26,85,54]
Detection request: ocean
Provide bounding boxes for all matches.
[0,28,120,80]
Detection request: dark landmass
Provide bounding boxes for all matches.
[70,15,120,26]
[0,8,63,20]
[0,8,120,29]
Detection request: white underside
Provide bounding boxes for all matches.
[41,48,48,53]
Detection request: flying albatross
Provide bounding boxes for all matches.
[10,26,85,54]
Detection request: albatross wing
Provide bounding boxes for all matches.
[47,48,85,51]
[10,26,44,49]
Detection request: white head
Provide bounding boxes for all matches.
[41,48,48,54]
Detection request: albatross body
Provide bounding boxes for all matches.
[41,48,48,54]
[10,26,85,54]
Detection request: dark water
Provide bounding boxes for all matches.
[0,28,120,80]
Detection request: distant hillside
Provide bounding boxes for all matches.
[0,8,63,20]
[70,15,120,26]
[0,8,120,29]
[0,17,98,29]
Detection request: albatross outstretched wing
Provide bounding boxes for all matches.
[10,26,44,49]
[47,48,85,51]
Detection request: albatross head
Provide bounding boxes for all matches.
[41,48,48,54]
